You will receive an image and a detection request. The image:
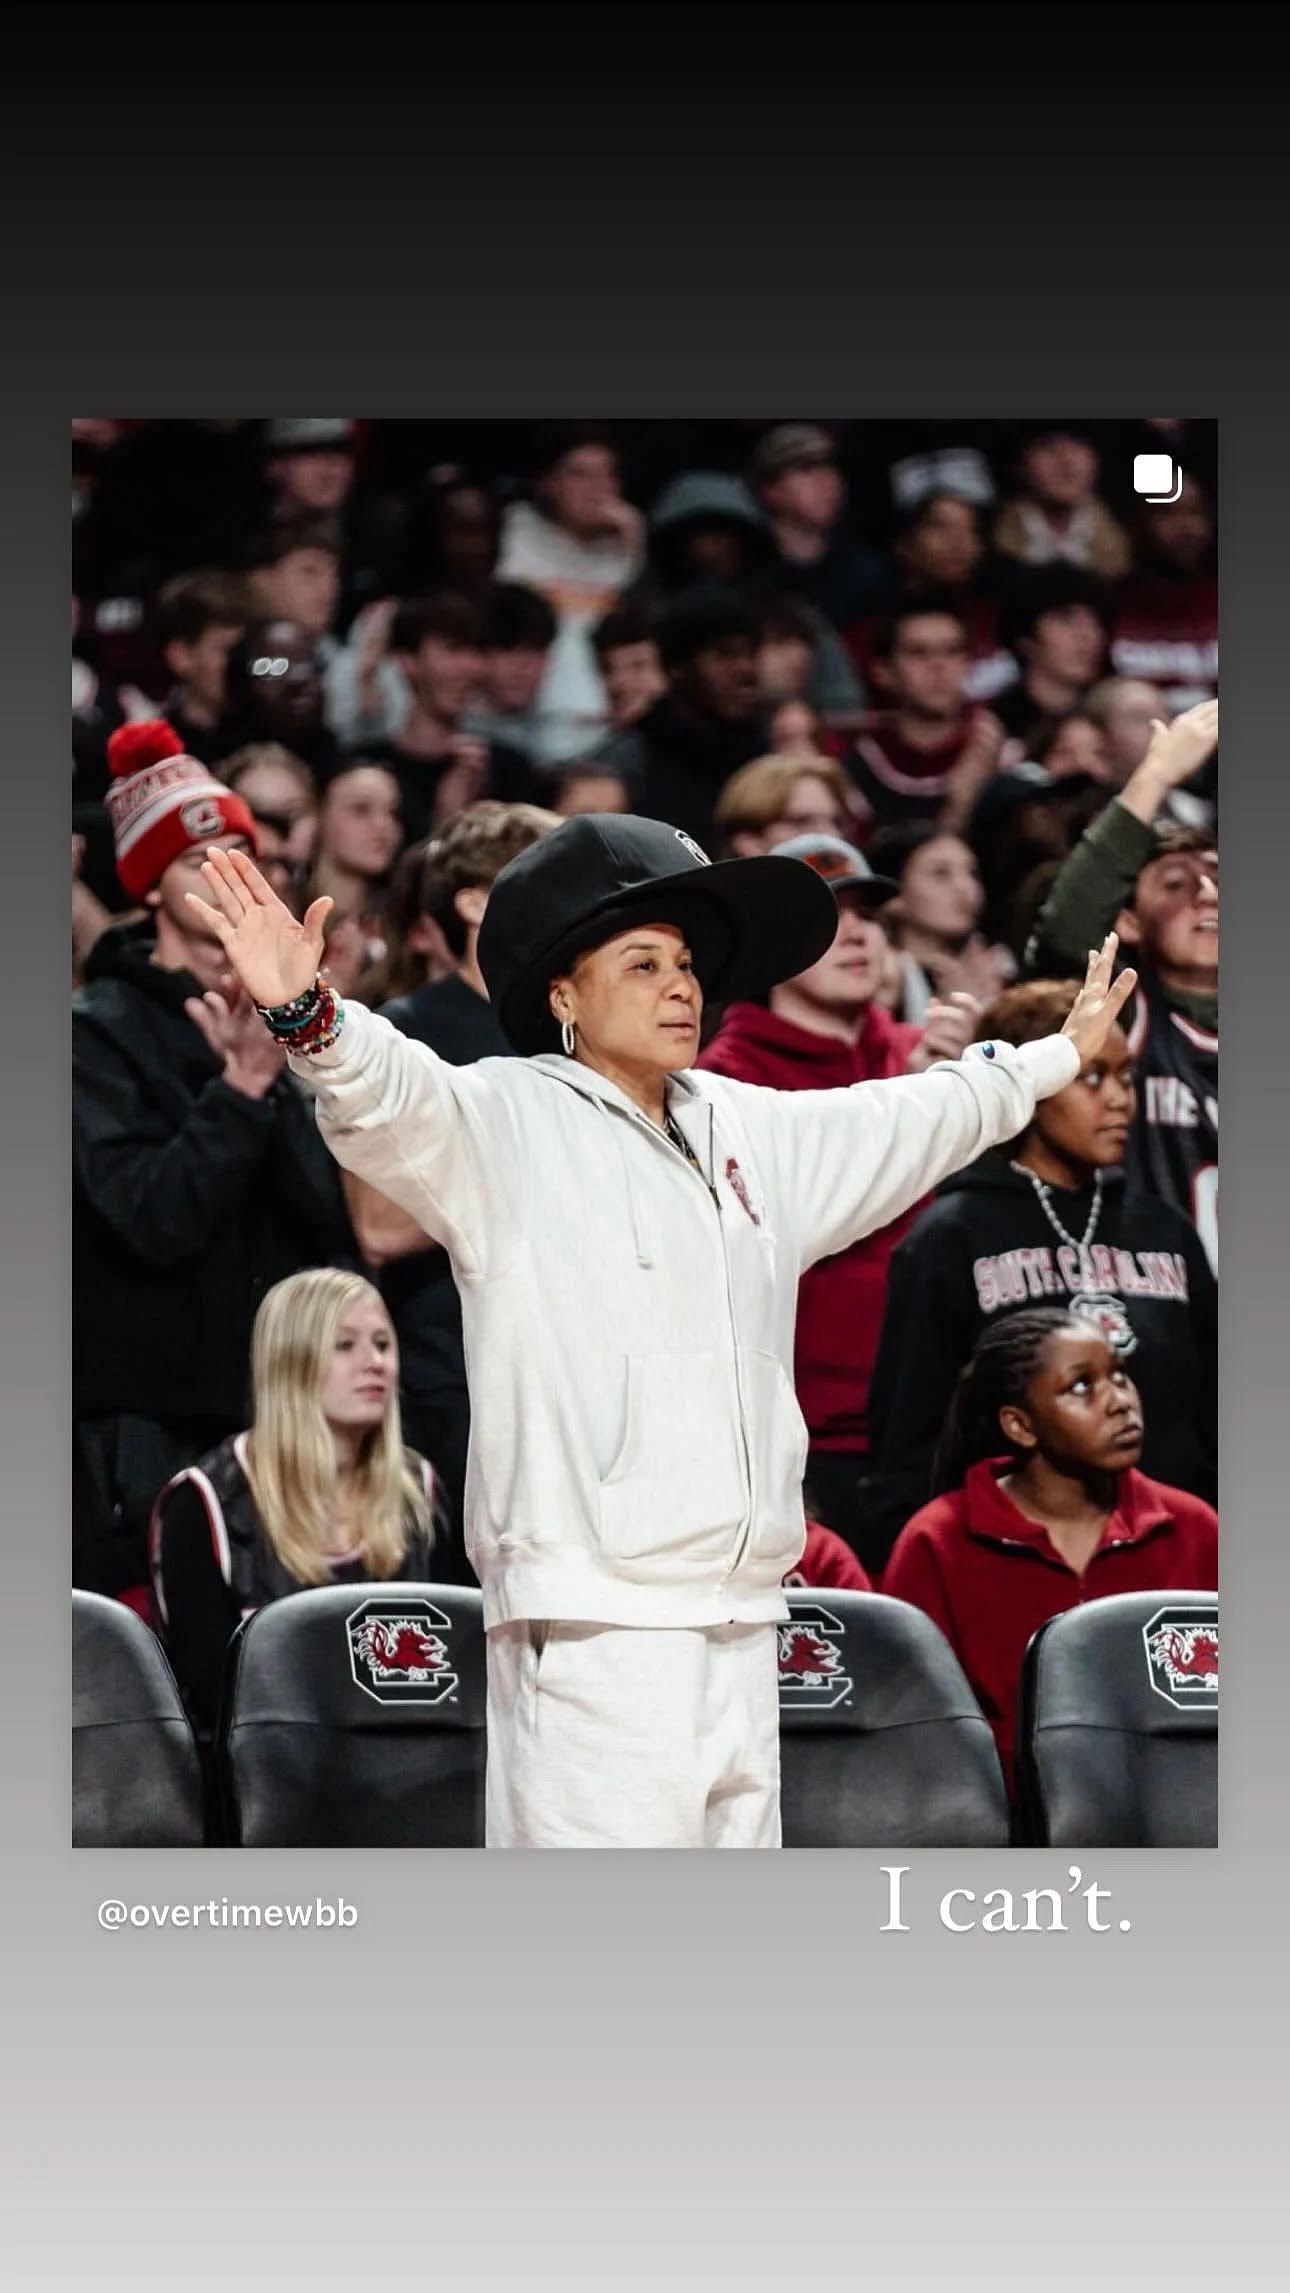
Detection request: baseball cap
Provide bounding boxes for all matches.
[267,419,354,454]
[772,832,900,908]
[749,424,838,482]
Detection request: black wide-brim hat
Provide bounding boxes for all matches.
[477,813,841,1056]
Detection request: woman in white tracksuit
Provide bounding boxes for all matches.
[188,813,1135,1849]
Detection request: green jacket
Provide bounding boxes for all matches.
[1025,798,1218,1033]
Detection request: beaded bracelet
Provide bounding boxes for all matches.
[255,976,345,1056]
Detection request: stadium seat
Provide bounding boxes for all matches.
[777,1590,1010,1846]
[222,1583,486,1847]
[72,1590,206,1847]
[1015,1591,1218,1847]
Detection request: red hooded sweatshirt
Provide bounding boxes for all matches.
[697,1000,923,1452]
[785,1518,873,1593]
[882,1459,1218,1786]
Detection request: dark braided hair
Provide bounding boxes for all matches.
[932,1308,1086,1495]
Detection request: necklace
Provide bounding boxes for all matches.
[655,1107,720,1205]
[662,1109,698,1165]
[1010,1162,1105,1255]
[1009,1162,1140,1357]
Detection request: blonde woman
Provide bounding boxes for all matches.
[712,749,857,858]
[150,1268,439,1734]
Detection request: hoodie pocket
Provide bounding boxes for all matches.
[739,1348,810,1567]
[597,1350,746,1569]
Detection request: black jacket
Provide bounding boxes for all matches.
[358,739,542,850]
[73,921,357,1427]
[615,697,766,851]
[379,971,513,1062]
[862,1153,1218,1568]
[151,1433,439,1737]
[374,975,515,1573]
[84,419,265,596]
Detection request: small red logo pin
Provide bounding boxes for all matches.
[724,1157,761,1226]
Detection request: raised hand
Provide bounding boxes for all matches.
[1141,698,1219,790]
[184,846,332,1008]
[1061,933,1138,1066]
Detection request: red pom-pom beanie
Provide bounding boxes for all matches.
[105,722,258,900]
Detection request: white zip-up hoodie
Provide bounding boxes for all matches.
[291,1004,1079,1630]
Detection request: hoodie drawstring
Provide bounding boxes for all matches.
[602,1104,655,1270]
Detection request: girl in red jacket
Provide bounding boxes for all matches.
[882,1305,1216,1788]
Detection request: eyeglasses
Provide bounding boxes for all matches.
[776,810,847,836]
[250,654,314,684]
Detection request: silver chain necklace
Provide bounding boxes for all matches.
[655,1107,719,1204]
[661,1109,693,1159]
[1010,1162,1105,1255]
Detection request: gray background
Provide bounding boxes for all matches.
[4,26,1284,2283]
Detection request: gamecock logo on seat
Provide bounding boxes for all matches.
[777,1602,853,1713]
[1142,1602,1219,1713]
[346,1595,459,1706]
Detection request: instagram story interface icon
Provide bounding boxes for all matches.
[1134,452,1183,503]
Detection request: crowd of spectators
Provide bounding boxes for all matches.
[70,417,1219,1783]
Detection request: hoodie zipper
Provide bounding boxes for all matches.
[543,1065,760,1582]
[633,1101,756,1573]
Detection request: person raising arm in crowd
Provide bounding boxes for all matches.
[341,802,560,1569]
[184,807,1135,1851]
[1026,698,1218,1267]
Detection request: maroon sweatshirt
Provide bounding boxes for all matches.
[883,1459,1218,1786]
[697,1000,923,1453]
[784,1518,873,1593]
[1110,572,1219,709]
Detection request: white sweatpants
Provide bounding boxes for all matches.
[484,1618,781,1849]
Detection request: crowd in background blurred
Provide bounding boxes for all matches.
[71,418,1219,1764]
